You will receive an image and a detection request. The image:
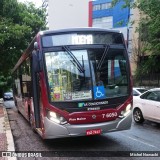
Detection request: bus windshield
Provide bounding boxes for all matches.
[45,46,129,102]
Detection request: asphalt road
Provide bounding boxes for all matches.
[5,101,160,160]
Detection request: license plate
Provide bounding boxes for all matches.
[86,129,101,136]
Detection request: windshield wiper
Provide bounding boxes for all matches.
[63,46,85,73]
[97,44,110,71]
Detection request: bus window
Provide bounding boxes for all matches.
[89,48,128,98]
[21,58,32,97]
[45,50,92,101]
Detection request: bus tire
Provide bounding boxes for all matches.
[133,108,144,123]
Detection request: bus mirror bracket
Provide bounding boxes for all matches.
[32,50,42,73]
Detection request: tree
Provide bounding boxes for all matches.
[113,0,160,77]
[135,0,160,76]
[0,0,46,93]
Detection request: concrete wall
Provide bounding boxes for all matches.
[48,0,90,30]
[130,7,141,75]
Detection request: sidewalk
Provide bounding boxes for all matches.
[0,100,16,160]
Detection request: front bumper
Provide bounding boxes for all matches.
[43,111,132,139]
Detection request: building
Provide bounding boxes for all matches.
[90,0,130,42]
[48,0,90,30]
[129,5,139,75]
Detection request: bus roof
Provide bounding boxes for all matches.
[12,36,36,73]
[39,27,121,36]
[12,27,122,73]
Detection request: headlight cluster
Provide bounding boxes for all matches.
[119,104,132,118]
[47,110,67,125]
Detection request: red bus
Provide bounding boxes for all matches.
[12,28,132,139]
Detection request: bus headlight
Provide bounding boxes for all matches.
[47,111,67,125]
[119,104,132,118]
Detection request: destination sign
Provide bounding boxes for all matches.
[72,35,93,45]
[42,32,123,47]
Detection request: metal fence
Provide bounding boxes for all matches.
[133,73,160,88]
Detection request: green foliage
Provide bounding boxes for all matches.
[135,0,160,74]
[112,0,133,8]
[113,0,160,76]
[0,0,46,92]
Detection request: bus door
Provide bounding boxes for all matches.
[31,50,41,128]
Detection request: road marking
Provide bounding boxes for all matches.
[118,133,159,149]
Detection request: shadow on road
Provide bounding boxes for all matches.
[43,134,119,150]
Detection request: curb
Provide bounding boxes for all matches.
[3,107,17,160]
[3,108,15,151]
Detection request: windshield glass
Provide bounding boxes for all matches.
[45,47,129,102]
[45,50,92,101]
[89,48,128,99]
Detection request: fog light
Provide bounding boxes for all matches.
[47,110,67,125]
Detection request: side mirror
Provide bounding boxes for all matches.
[34,42,38,50]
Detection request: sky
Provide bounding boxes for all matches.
[18,0,43,8]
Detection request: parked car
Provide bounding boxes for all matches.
[0,98,3,103]
[3,92,13,101]
[133,87,147,96]
[133,88,160,124]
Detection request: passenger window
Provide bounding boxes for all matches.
[146,92,158,101]
[133,90,139,96]
[21,58,32,97]
[140,91,150,99]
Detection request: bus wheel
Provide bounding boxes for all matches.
[133,108,144,123]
